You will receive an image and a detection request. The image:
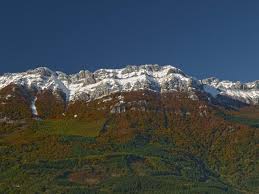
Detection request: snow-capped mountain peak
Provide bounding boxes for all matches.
[0,64,198,102]
[1,64,259,105]
[202,78,259,104]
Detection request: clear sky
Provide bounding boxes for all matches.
[0,0,259,81]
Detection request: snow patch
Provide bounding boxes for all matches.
[5,94,12,100]
[117,95,124,100]
[103,97,113,102]
[31,97,38,116]
[203,85,219,97]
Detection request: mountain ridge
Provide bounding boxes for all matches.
[0,65,198,101]
[0,65,257,193]
[1,64,259,110]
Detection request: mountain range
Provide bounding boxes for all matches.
[0,64,258,193]
[1,64,259,118]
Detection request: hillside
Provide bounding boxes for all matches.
[0,65,258,193]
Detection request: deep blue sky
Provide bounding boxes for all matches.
[0,0,259,81]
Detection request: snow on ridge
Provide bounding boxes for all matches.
[0,64,191,101]
[203,85,219,97]
[1,64,259,104]
[202,78,259,104]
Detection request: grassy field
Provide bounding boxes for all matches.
[34,119,105,137]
